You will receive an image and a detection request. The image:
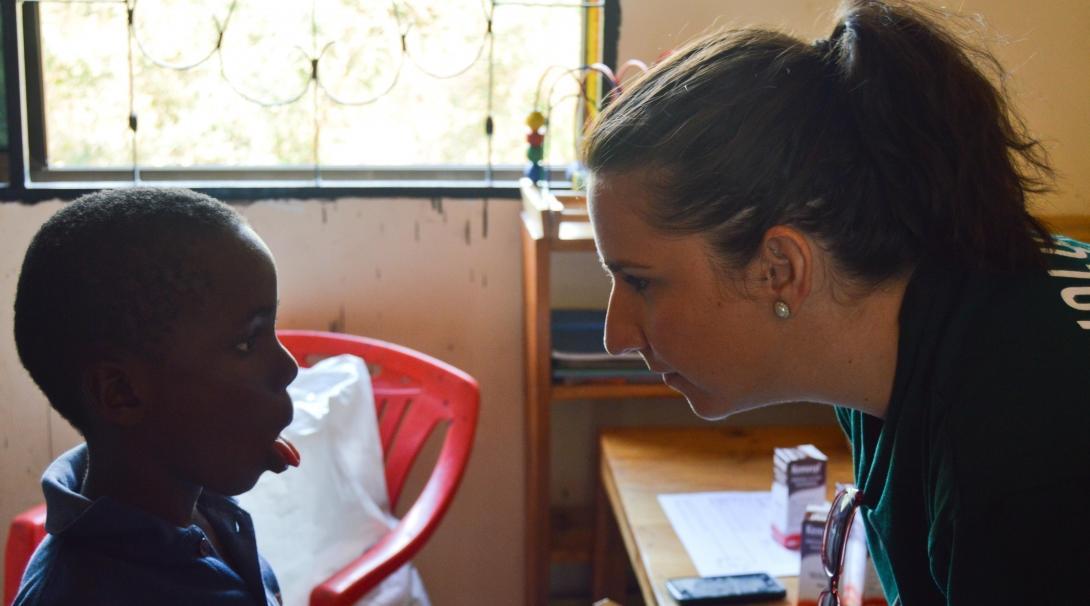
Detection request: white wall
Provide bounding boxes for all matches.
[0,197,527,605]
[0,202,66,578]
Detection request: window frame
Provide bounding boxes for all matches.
[1,0,619,203]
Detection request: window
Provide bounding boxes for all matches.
[1,0,618,198]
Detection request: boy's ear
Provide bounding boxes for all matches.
[81,360,146,427]
[758,225,813,313]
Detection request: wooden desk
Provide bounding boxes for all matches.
[595,425,854,605]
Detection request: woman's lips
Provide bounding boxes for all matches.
[270,435,301,472]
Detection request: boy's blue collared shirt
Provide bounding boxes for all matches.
[12,444,283,606]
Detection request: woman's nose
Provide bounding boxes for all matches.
[603,289,646,356]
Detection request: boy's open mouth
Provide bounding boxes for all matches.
[270,435,301,473]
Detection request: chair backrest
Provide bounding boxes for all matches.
[275,329,479,509]
[277,330,479,605]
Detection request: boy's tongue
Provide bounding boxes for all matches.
[271,436,301,471]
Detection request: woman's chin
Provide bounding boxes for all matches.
[686,399,736,421]
[690,393,780,421]
[664,373,736,420]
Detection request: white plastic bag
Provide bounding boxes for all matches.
[239,354,430,606]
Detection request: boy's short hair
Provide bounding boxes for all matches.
[13,187,245,434]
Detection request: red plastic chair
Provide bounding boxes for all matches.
[3,506,46,606]
[4,329,479,606]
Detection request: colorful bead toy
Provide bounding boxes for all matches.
[525,61,647,187]
[524,111,548,183]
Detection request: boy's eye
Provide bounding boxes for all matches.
[235,337,256,353]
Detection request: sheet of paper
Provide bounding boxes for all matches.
[658,491,799,577]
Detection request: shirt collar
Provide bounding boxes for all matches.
[41,443,254,565]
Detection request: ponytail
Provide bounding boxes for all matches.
[824,0,1052,270]
[584,0,1053,284]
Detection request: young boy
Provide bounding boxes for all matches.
[12,188,301,605]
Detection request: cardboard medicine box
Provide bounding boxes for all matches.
[797,502,832,606]
[770,443,827,549]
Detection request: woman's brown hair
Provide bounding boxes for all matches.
[584,0,1053,285]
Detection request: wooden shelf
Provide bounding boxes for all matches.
[521,180,598,251]
[522,178,672,605]
[553,237,598,253]
[552,382,680,401]
[554,222,597,252]
[550,506,593,564]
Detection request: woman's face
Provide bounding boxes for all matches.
[588,172,791,419]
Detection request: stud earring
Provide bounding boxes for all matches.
[774,301,791,319]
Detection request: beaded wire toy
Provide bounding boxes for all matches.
[525,59,647,188]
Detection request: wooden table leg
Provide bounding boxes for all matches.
[593,452,630,602]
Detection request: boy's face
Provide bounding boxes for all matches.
[128,225,298,496]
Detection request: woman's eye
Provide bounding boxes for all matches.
[623,275,650,293]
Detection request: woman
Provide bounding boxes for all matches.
[583,1,1089,604]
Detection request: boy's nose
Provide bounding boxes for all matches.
[273,338,300,390]
[603,291,646,357]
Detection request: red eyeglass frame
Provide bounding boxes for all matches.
[817,486,864,606]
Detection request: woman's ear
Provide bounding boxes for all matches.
[81,358,146,428]
[759,225,813,316]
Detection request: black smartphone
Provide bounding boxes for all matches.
[665,572,787,604]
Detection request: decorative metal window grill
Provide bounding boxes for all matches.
[2,0,615,197]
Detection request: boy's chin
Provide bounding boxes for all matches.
[207,449,292,496]
[206,471,265,497]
